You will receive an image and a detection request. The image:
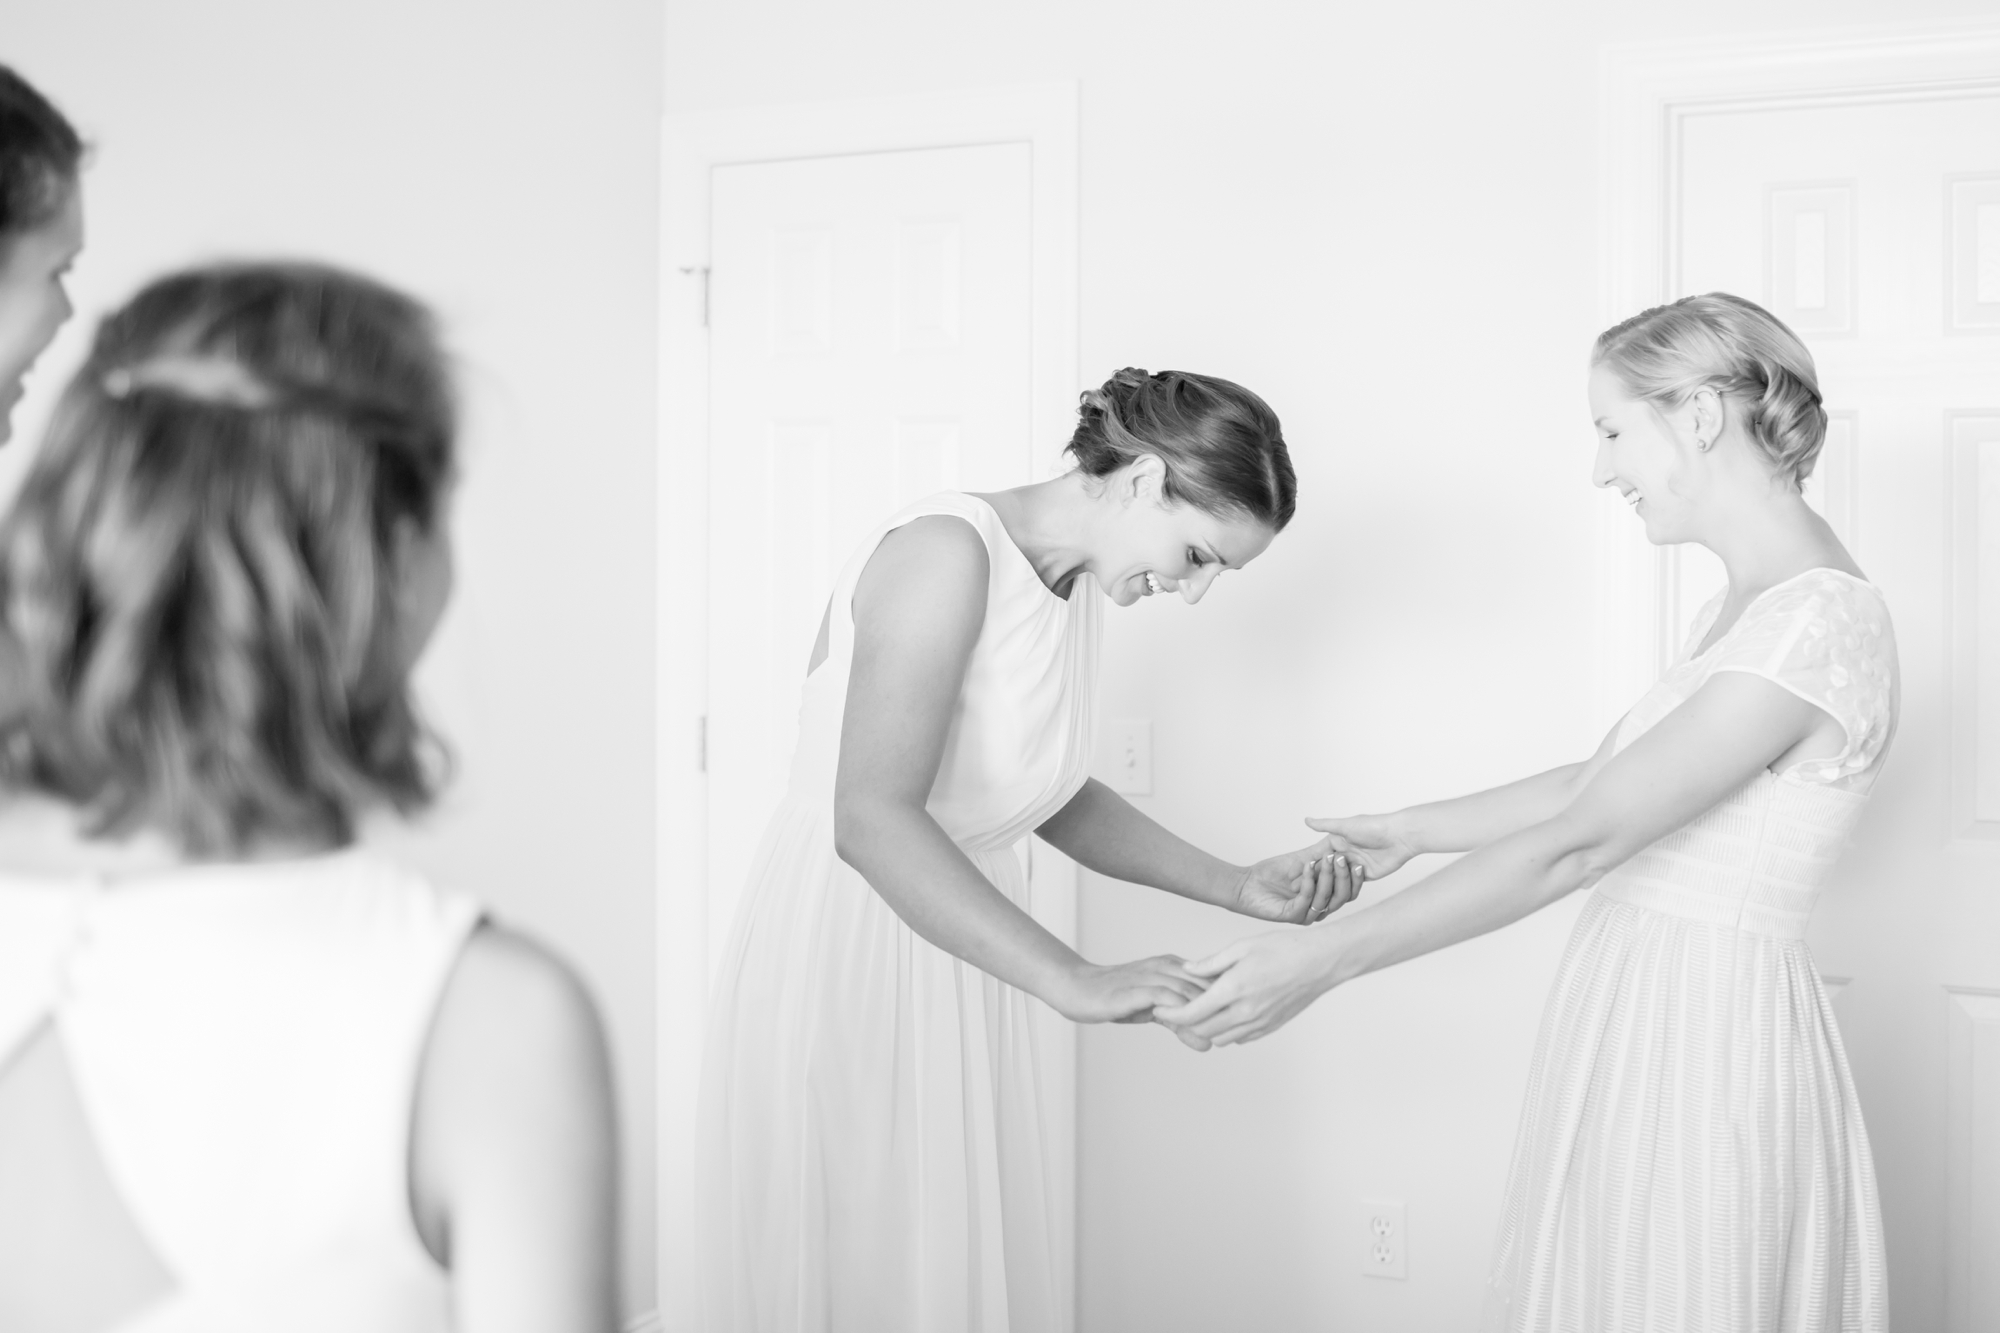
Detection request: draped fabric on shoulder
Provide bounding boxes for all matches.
[0,849,480,1332]
[697,492,1100,1333]
[1486,570,1897,1333]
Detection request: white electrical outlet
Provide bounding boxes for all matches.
[1359,1198,1407,1279]
[1099,719,1152,795]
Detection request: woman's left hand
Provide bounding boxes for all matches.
[1151,920,1347,1051]
[1232,840,1363,924]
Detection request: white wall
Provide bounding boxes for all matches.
[13,0,1994,1325]
[5,2,662,1317]
[661,1,1993,1329]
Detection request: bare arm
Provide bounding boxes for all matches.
[834,516,1204,1022]
[1036,778,1345,923]
[1160,672,1839,1046]
[411,925,619,1332]
[1306,723,1621,879]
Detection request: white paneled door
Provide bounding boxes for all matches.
[658,88,1080,1332]
[705,142,1034,965]
[702,137,1075,1318]
[1675,93,2000,1331]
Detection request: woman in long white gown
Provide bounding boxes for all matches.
[696,368,1360,1333]
[1160,295,1895,1331]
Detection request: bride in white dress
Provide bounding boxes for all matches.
[696,368,1360,1333]
[1160,295,1894,1331]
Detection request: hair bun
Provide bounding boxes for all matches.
[1592,292,1827,488]
[1078,367,1152,419]
[1748,361,1827,485]
[1065,367,1296,529]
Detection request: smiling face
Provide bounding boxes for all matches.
[0,183,83,444]
[1587,362,1713,546]
[1087,458,1278,607]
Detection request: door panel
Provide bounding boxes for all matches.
[706,143,1034,969]
[1677,92,2000,1332]
[704,148,1077,1317]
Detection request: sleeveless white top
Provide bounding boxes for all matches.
[0,820,479,1332]
[698,492,1101,1333]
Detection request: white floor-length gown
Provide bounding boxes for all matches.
[1485,569,1897,1332]
[697,492,1098,1333]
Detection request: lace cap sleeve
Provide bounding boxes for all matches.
[1707,571,1898,783]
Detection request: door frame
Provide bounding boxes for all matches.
[1591,18,2000,722]
[1594,23,2000,1331]
[654,83,1080,1328]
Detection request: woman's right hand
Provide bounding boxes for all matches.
[1304,812,1419,881]
[1051,956,1210,1024]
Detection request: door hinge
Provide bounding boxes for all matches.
[679,264,711,328]
[697,714,708,774]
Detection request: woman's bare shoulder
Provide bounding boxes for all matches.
[854,513,991,623]
[436,926,605,1050]
[409,923,614,1269]
[873,512,989,569]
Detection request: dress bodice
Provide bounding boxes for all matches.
[783,492,1101,854]
[0,823,478,1332]
[1594,568,1899,940]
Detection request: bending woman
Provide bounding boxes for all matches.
[697,369,1357,1333]
[1161,295,1895,1332]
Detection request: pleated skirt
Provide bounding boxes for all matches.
[1484,892,1888,1332]
[695,796,1064,1333]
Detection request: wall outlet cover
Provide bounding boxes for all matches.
[1359,1198,1407,1280]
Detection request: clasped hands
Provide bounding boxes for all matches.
[1105,813,1417,1051]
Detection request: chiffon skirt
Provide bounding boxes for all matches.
[696,796,1064,1333]
[1484,893,1888,1332]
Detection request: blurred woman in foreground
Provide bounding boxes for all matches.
[0,263,618,1333]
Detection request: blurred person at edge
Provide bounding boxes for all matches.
[0,263,618,1333]
[0,64,81,445]
[0,65,85,723]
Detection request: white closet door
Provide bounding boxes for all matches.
[703,138,1077,1321]
[1677,91,2000,1333]
[705,142,1034,964]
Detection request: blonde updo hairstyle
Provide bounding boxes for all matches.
[0,262,456,854]
[1067,368,1296,530]
[1592,293,1826,487]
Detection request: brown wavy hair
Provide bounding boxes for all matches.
[0,262,456,853]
